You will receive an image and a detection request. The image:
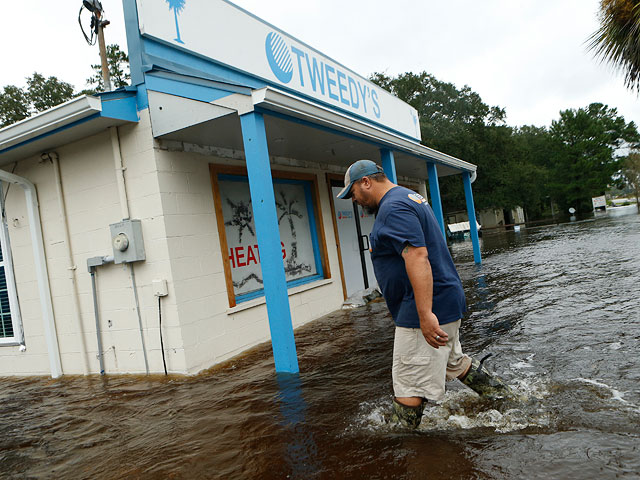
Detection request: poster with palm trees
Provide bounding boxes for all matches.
[219,177,316,297]
[165,0,186,44]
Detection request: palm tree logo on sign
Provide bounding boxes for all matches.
[165,0,186,44]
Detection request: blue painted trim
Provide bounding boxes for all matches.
[240,111,299,374]
[303,184,323,276]
[145,74,236,103]
[463,172,482,265]
[136,83,149,111]
[426,162,446,238]
[0,113,100,155]
[143,38,265,90]
[380,148,397,184]
[100,95,139,122]
[122,0,145,86]
[139,37,421,143]
[236,274,324,303]
[146,69,252,96]
[0,94,140,155]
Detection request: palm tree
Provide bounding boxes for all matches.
[165,0,186,44]
[589,0,640,91]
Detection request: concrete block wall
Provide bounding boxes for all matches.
[0,111,186,376]
[1,110,347,377]
[154,148,345,374]
[478,209,505,228]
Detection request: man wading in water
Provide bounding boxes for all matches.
[337,160,512,428]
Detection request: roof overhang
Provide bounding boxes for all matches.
[248,87,476,174]
[147,77,477,179]
[0,92,139,165]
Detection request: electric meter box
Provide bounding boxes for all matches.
[109,219,146,264]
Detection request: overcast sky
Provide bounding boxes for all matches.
[1,0,638,128]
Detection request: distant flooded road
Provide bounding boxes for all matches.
[1,215,639,479]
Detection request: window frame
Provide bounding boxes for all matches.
[210,165,331,307]
[0,186,24,346]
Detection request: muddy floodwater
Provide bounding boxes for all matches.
[2,215,640,479]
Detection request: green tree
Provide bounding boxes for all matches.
[0,85,30,127]
[26,73,75,112]
[621,152,640,207]
[589,0,640,91]
[370,71,535,215]
[0,73,75,128]
[549,103,640,212]
[509,125,562,218]
[86,44,131,92]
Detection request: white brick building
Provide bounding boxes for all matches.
[0,0,480,377]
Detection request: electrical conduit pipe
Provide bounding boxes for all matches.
[0,170,62,378]
[110,126,150,374]
[49,152,90,375]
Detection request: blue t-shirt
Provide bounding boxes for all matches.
[369,186,466,328]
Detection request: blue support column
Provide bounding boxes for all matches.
[380,148,397,184]
[426,162,446,238]
[240,112,299,373]
[463,171,482,265]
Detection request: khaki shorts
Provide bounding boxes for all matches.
[392,320,471,402]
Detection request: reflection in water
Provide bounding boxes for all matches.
[1,216,640,479]
[275,373,320,477]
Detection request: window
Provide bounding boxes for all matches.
[0,189,23,345]
[210,166,330,307]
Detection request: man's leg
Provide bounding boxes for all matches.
[458,353,514,398]
[391,327,449,428]
[390,397,426,429]
[441,320,514,398]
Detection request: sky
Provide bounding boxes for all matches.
[1,0,638,129]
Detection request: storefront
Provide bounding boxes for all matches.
[0,0,480,377]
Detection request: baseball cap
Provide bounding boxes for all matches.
[336,160,384,199]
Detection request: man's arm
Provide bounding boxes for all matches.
[401,244,448,348]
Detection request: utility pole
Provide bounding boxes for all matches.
[95,10,112,92]
[79,0,111,91]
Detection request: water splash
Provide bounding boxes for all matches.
[350,377,554,435]
[575,377,632,406]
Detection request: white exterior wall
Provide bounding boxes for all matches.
[153,148,344,374]
[0,111,187,376]
[478,209,505,228]
[1,110,346,376]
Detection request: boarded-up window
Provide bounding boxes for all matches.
[211,167,329,306]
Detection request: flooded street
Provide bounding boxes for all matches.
[2,215,639,479]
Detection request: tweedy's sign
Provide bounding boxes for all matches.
[136,0,421,140]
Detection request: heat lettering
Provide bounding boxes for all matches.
[228,243,286,269]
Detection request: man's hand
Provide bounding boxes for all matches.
[420,311,448,349]
[402,244,448,349]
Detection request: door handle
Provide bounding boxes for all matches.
[361,235,370,252]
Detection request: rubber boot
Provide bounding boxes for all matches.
[389,398,425,428]
[461,354,514,399]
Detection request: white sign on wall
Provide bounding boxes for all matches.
[592,195,606,209]
[136,0,421,140]
[219,178,318,297]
